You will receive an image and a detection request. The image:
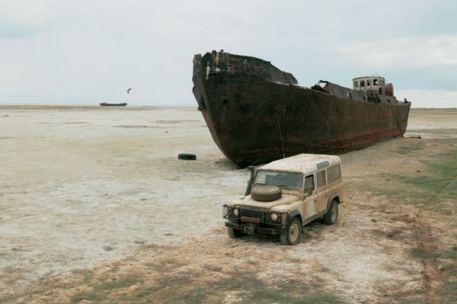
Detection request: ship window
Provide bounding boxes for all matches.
[360,80,365,87]
[347,92,352,98]
[367,80,371,86]
[373,79,378,85]
[353,81,359,87]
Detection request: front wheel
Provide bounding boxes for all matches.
[228,227,245,239]
[323,200,338,225]
[280,217,301,245]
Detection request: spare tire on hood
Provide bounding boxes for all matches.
[251,186,282,202]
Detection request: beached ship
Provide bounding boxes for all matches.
[192,50,411,167]
[100,103,127,106]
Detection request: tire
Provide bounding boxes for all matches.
[178,153,196,160]
[280,217,301,245]
[251,186,282,202]
[228,227,245,238]
[323,200,338,225]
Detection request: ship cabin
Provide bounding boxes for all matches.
[352,76,386,97]
[313,75,397,104]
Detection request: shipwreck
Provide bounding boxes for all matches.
[192,50,411,167]
[100,103,127,107]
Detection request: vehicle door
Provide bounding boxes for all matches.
[302,174,318,221]
[315,169,329,213]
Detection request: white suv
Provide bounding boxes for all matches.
[223,154,344,245]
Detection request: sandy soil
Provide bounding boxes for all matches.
[1,106,456,303]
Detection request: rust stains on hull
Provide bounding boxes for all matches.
[192,50,411,167]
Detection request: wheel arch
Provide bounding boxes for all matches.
[328,193,340,204]
[324,193,340,214]
[287,210,302,225]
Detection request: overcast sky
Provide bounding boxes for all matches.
[1,0,456,108]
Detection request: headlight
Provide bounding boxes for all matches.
[222,205,228,217]
[233,209,239,216]
[271,213,278,221]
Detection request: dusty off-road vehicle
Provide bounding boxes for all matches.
[223,154,344,245]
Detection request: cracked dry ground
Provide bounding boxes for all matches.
[1,107,456,303]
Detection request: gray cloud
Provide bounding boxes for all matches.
[0,0,55,39]
[0,0,456,107]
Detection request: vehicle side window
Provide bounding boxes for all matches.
[316,170,326,188]
[304,175,314,195]
[327,165,341,184]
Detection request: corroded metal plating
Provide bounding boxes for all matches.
[192,50,411,167]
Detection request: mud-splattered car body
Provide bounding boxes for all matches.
[223,154,344,245]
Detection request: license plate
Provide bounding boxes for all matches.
[241,216,260,223]
[246,223,256,234]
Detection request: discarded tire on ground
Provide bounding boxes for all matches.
[250,186,282,202]
[178,153,196,160]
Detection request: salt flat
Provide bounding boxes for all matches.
[1,106,456,303]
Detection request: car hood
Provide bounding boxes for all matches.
[233,194,299,209]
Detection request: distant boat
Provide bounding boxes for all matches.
[100,103,127,106]
[192,50,411,167]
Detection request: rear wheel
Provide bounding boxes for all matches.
[228,227,245,238]
[323,200,338,225]
[280,217,301,245]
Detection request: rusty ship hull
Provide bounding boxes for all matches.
[100,103,127,106]
[192,51,411,167]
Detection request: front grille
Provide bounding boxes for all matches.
[239,209,277,225]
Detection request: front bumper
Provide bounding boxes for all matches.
[225,221,284,235]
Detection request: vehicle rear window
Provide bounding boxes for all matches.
[327,165,341,184]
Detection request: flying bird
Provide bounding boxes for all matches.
[127,88,132,94]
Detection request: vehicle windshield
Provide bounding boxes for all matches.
[254,170,303,190]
